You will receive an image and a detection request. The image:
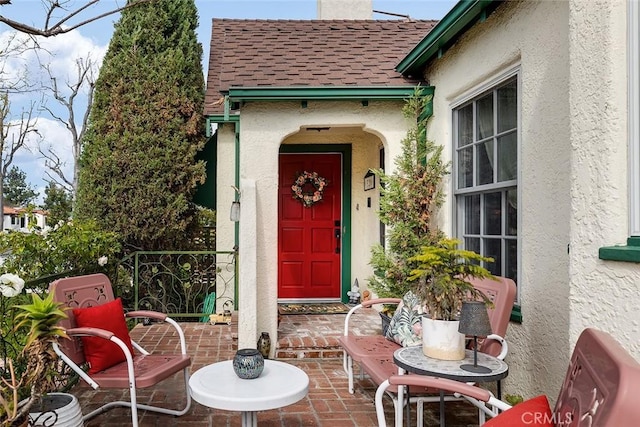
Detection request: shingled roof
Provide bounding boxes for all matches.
[205,19,437,115]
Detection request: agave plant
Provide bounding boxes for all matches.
[2,290,68,424]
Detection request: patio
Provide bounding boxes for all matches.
[74,308,481,426]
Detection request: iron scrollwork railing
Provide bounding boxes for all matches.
[116,250,236,320]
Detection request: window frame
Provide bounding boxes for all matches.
[451,66,521,309]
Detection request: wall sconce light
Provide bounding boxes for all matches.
[364,170,375,191]
[230,185,241,222]
[230,201,240,222]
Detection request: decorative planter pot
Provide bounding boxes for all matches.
[421,317,465,361]
[28,392,83,426]
[232,348,264,379]
[379,312,392,336]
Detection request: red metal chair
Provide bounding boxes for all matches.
[49,273,192,427]
[376,328,640,426]
[359,276,516,426]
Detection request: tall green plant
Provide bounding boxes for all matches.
[368,88,449,300]
[75,0,206,251]
[408,238,494,320]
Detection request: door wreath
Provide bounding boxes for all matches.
[291,171,328,208]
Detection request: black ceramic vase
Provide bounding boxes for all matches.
[232,348,264,379]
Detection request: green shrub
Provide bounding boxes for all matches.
[0,219,121,284]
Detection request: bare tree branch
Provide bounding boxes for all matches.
[41,148,73,192]
[0,94,40,228]
[40,57,96,194]
[0,0,155,37]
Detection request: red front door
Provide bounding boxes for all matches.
[278,153,342,300]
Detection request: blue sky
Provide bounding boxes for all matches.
[1,0,457,203]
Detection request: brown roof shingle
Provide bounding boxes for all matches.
[205,19,436,115]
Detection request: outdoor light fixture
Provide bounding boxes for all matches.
[458,301,493,373]
[230,200,240,222]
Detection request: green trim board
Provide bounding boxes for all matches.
[206,115,239,137]
[279,144,353,304]
[227,86,433,101]
[396,0,501,76]
[599,237,640,263]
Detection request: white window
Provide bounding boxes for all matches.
[630,0,640,236]
[453,71,519,300]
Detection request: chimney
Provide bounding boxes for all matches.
[317,0,373,19]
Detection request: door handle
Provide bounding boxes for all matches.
[335,228,341,239]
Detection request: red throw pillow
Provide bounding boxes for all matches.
[72,298,134,374]
[484,395,554,427]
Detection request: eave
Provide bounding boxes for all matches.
[204,86,435,136]
[227,86,433,101]
[396,0,502,76]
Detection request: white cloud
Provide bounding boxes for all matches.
[11,116,73,193]
[0,28,107,204]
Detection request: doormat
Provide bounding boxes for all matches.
[278,302,351,315]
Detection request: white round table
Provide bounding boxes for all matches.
[189,359,309,427]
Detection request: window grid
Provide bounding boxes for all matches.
[454,76,519,297]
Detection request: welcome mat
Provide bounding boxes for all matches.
[278,302,351,315]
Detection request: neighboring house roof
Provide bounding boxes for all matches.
[2,206,48,216]
[205,19,437,115]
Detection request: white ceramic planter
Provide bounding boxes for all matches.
[421,317,465,360]
[28,392,83,426]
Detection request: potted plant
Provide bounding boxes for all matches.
[367,88,448,327]
[0,274,82,427]
[408,238,495,360]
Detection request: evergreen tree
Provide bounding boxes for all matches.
[4,166,38,207]
[75,0,206,251]
[367,90,449,300]
[42,182,72,225]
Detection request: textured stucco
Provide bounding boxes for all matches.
[216,100,411,351]
[566,0,640,371]
[423,0,639,400]
[215,123,239,314]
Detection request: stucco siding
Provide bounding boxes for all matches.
[424,0,572,399]
[215,123,239,313]
[423,0,640,401]
[232,99,411,344]
[567,0,640,370]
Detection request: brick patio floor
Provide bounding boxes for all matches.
[73,309,481,426]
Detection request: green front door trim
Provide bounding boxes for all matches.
[280,144,353,303]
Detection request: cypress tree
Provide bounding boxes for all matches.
[75,0,206,251]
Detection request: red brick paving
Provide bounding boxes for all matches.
[74,309,481,426]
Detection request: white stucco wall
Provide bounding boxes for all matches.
[215,123,239,313]
[567,0,640,368]
[220,99,411,350]
[422,0,640,401]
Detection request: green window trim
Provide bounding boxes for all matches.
[599,237,640,263]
